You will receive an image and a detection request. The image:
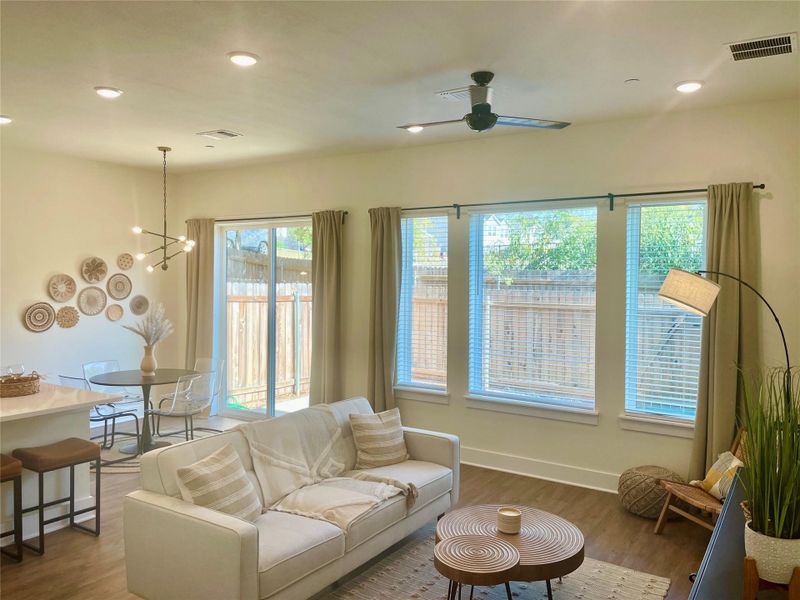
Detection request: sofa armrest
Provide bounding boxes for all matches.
[403,426,460,505]
[124,490,259,600]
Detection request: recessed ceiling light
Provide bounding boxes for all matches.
[228,52,259,67]
[94,86,124,99]
[0,115,12,125]
[405,125,424,133]
[675,81,703,94]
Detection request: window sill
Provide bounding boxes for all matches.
[618,412,695,439]
[465,394,599,426]
[395,385,449,405]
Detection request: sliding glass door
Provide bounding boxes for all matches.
[217,220,312,418]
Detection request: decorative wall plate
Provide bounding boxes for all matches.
[48,274,77,302]
[106,304,123,321]
[56,306,79,328]
[81,257,108,283]
[77,286,107,315]
[107,273,132,300]
[24,302,55,332]
[129,295,149,315]
[117,253,134,271]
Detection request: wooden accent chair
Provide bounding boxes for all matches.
[654,430,745,535]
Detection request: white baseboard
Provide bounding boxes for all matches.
[461,446,620,493]
[1,495,96,546]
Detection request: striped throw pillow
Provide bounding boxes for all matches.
[350,408,409,469]
[176,443,262,522]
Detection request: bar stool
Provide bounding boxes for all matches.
[0,454,23,561]
[12,438,101,554]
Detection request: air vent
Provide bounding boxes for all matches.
[727,33,796,61]
[195,129,243,141]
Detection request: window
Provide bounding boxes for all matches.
[468,207,597,409]
[396,215,448,390]
[218,221,312,417]
[625,202,707,420]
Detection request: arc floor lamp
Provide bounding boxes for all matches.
[659,268,793,401]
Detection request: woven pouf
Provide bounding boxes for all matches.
[618,465,685,519]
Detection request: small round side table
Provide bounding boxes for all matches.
[434,534,520,600]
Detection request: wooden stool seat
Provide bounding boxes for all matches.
[13,438,100,472]
[0,453,23,562]
[0,453,22,480]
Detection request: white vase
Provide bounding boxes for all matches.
[140,345,157,376]
[744,520,800,584]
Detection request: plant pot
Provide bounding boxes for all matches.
[744,520,800,584]
[140,345,157,376]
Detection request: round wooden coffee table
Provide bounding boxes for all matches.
[434,535,519,600]
[436,504,584,600]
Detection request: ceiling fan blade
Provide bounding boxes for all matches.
[397,118,465,130]
[496,116,571,129]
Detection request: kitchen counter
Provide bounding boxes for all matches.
[0,382,120,422]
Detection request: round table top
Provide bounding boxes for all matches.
[89,368,197,387]
[436,504,584,582]
[434,534,519,587]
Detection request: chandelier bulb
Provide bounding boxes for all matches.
[135,253,146,261]
[187,239,196,247]
[178,235,186,242]
[183,244,193,252]
[146,265,154,273]
[132,226,143,234]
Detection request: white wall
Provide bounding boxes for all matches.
[174,98,799,491]
[0,145,183,380]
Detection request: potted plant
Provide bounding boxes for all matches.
[740,367,800,584]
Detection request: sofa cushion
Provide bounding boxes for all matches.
[256,511,345,596]
[359,460,452,514]
[176,443,262,522]
[350,408,410,469]
[345,493,406,551]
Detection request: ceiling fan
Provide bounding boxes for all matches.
[398,71,570,134]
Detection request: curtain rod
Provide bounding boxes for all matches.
[193,211,349,224]
[402,184,766,217]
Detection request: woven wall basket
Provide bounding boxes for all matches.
[0,372,41,397]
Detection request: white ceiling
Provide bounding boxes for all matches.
[1,1,798,171]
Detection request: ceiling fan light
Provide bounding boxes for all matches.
[405,125,424,133]
[675,81,703,94]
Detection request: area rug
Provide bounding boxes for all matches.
[92,429,220,473]
[320,532,670,600]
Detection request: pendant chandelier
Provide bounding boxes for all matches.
[131,146,194,272]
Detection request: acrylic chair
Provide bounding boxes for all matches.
[149,371,216,441]
[58,375,140,458]
[155,359,224,438]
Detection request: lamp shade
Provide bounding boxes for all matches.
[658,268,721,316]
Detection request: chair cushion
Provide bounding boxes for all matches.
[0,453,22,480]
[350,408,409,469]
[256,511,344,595]
[13,437,100,472]
[359,460,452,514]
[176,443,262,522]
[345,493,406,551]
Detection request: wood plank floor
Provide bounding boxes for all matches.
[1,421,708,600]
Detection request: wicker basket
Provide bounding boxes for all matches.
[0,372,41,397]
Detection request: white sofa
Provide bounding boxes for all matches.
[123,398,460,600]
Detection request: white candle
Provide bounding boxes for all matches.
[497,506,522,534]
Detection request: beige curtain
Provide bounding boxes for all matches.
[691,182,761,478]
[310,210,345,405]
[367,207,402,412]
[185,218,216,370]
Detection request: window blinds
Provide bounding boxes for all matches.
[396,215,448,389]
[468,207,597,409]
[625,202,707,419]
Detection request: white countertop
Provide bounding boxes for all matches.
[0,383,122,423]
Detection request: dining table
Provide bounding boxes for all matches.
[89,368,197,454]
